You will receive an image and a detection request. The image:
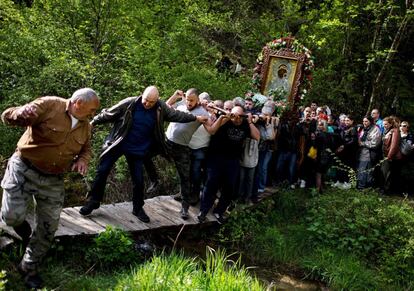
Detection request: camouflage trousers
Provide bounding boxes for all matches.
[167,140,195,207]
[1,153,64,271]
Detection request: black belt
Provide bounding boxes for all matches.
[20,157,63,178]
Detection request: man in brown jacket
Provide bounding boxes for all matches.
[1,88,100,289]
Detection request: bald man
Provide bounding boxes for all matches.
[79,86,207,222]
[198,105,260,224]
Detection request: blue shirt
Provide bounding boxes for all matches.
[121,101,157,156]
[376,118,384,134]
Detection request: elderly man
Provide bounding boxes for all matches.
[371,108,384,134]
[79,86,207,223]
[1,88,100,289]
[165,88,209,219]
[198,105,260,223]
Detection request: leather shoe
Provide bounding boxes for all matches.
[197,211,207,223]
[13,220,32,248]
[172,193,182,201]
[132,208,150,223]
[79,200,100,215]
[18,263,43,289]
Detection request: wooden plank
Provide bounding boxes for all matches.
[144,199,183,226]
[61,208,106,234]
[149,197,187,225]
[108,202,150,231]
[156,195,217,223]
[105,203,144,231]
[79,206,137,231]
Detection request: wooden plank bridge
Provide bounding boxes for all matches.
[0,195,218,240]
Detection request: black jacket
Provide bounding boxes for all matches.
[91,96,197,159]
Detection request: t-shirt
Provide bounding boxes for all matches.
[121,101,156,156]
[166,104,208,146]
[208,119,250,158]
[189,124,211,149]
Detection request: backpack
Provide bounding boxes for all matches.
[400,138,413,156]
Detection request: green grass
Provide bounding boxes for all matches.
[219,187,414,290]
[1,246,263,290]
[115,248,262,291]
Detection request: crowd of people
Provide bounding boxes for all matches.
[1,86,413,288]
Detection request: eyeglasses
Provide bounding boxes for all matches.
[400,125,408,128]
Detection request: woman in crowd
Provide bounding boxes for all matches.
[356,116,382,189]
[314,120,334,193]
[381,116,402,194]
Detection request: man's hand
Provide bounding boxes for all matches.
[72,160,89,176]
[196,115,208,124]
[172,90,184,100]
[17,104,38,119]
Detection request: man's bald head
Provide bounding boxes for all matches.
[142,86,159,109]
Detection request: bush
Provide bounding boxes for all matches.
[0,270,6,291]
[306,189,414,284]
[86,226,139,269]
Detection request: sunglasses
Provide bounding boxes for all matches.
[400,125,408,128]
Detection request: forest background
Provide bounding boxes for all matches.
[0,0,413,165]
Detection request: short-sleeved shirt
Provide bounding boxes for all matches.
[165,105,208,146]
[208,119,250,159]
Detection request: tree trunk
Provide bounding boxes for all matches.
[366,14,410,115]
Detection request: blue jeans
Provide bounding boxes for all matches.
[276,151,297,184]
[357,160,374,189]
[190,147,207,199]
[238,166,256,200]
[89,145,144,209]
[257,150,273,191]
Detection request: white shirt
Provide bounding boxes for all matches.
[166,105,208,146]
[70,114,79,129]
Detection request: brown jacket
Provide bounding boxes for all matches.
[382,128,402,160]
[1,96,92,174]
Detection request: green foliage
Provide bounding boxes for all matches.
[114,248,263,291]
[86,226,139,269]
[217,198,274,243]
[302,248,382,290]
[306,189,414,284]
[0,270,6,291]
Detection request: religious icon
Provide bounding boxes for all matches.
[263,56,298,99]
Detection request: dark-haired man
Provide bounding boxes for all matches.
[165,88,209,219]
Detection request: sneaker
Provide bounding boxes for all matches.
[18,263,43,289]
[146,181,159,194]
[132,208,150,223]
[300,180,306,188]
[180,206,189,220]
[79,200,100,215]
[197,211,207,223]
[213,212,226,224]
